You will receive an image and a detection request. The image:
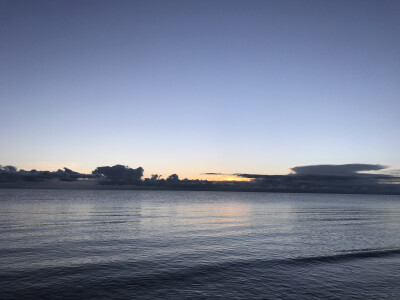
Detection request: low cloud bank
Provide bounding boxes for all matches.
[290,164,387,175]
[0,165,94,182]
[210,164,400,194]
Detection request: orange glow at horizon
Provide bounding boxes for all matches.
[220,176,252,182]
[195,174,252,182]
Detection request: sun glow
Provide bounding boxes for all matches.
[221,176,251,182]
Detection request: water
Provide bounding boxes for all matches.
[1,189,400,299]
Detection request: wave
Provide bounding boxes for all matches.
[128,247,400,284]
[2,247,400,299]
[3,247,399,281]
[283,247,400,265]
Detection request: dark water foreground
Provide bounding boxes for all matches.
[1,189,399,299]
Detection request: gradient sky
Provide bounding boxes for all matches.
[1,0,399,180]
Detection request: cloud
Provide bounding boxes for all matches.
[92,165,144,184]
[234,173,270,179]
[0,165,94,182]
[223,164,400,194]
[202,173,273,179]
[201,173,225,175]
[382,169,400,176]
[290,164,387,176]
[203,164,392,181]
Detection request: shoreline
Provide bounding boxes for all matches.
[1,181,399,196]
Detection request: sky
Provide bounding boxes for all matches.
[1,0,399,180]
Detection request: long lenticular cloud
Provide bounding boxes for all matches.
[290,164,387,176]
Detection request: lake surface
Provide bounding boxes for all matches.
[1,189,400,299]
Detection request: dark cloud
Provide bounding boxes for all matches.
[92,165,143,184]
[0,165,94,182]
[202,173,225,175]
[233,173,265,179]
[291,164,387,176]
[220,164,400,194]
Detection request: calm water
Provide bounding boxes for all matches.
[1,189,400,299]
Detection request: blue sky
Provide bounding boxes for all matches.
[1,0,399,179]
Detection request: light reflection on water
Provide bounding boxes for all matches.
[1,189,400,299]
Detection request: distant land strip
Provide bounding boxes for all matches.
[1,164,399,195]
